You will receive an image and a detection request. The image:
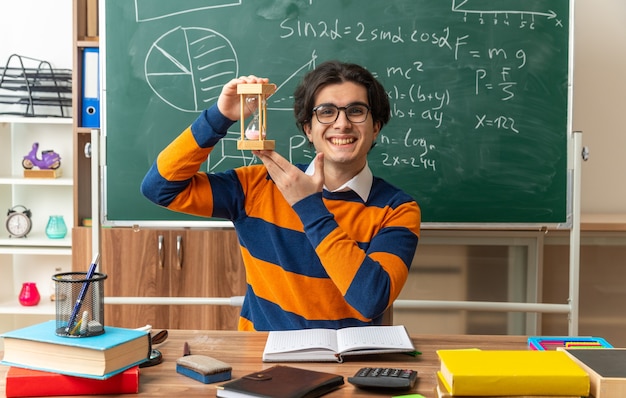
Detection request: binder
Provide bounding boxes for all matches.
[82,48,100,127]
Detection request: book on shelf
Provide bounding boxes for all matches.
[216,365,344,398]
[528,335,613,350]
[0,320,149,379]
[436,349,590,397]
[560,347,626,398]
[434,372,581,398]
[5,366,139,397]
[262,325,415,363]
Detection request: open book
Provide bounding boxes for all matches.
[262,325,415,363]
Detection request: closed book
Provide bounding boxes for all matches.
[436,349,589,396]
[262,325,415,362]
[435,371,581,398]
[0,320,149,379]
[216,365,344,398]
[5,366,139,397]
[561,348,626,398]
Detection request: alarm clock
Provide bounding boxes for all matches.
[6,205,32,238]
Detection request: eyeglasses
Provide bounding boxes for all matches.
[312,103,371,124]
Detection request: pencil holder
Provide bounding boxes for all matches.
[52,272,107,337]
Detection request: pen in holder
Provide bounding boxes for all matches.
[52,270,107,337]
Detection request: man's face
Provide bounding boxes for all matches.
[304,81,380,174]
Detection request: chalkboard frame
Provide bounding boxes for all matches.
[100,0,575,229]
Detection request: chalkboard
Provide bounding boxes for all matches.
[103,0,572,226]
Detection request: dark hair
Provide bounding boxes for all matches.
[293,60,390,133]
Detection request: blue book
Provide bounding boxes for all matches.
[1,320,149,379]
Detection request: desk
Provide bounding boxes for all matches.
[0,330,528,397]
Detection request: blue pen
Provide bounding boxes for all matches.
[65,253,100,334]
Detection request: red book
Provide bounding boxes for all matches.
[5,365,139,397]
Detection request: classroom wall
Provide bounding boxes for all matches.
[0,0,72,70]
[574,0,626,213]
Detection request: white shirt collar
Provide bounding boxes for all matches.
[304,161,373,202]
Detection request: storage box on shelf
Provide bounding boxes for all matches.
[0,116,73,317]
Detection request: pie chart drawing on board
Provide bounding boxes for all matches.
[145,26,238,112]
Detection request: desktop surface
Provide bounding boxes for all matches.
[0,329,528,397]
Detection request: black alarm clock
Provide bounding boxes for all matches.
[6,205,32,238]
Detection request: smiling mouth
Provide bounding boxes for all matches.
[330,137,356,145]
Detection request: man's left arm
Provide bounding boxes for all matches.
[294,194,421,320]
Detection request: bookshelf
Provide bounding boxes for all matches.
[0,117,73,337]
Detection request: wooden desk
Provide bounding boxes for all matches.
[0,330,528,397]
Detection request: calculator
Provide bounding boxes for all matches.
[347,367,418,390]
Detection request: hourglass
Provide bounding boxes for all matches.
[237,83,277,150]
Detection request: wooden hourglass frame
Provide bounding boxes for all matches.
[237,83,277,150]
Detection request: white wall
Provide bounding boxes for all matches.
[1,0,625,214]
[573,0,626,213]
[0,0,72,69]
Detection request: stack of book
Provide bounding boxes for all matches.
[1,320,149,397]
[435,349,590,398]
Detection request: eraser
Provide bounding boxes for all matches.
[176,355,232,384]
[87,320,104,333]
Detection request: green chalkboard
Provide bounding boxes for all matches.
[103,0,572,226]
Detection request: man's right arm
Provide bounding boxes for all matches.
[140,105,234,213]
[141,75,270,215]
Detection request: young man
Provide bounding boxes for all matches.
[141,61,421,331]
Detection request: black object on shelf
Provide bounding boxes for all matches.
[0,54,72,118]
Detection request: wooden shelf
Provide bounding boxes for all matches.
[581,213,626,232]
[76,39,99,48]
